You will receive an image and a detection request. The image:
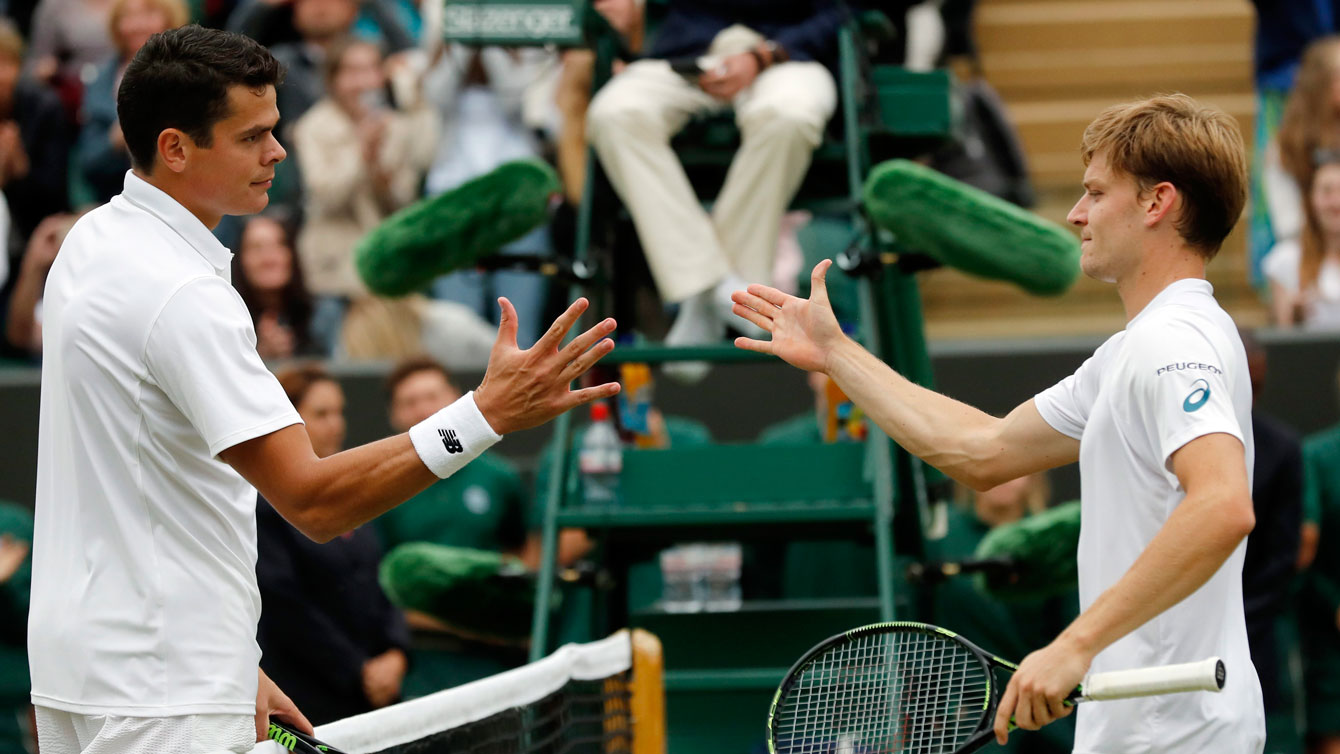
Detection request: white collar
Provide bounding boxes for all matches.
[120,170,233,276]
[1129,277,1214,326]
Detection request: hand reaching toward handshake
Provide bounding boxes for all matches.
[474,297,621,435]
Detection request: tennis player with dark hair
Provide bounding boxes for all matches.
[29,25,618,754]
[733,94,1264,753]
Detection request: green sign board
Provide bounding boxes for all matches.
[441,0,588,45]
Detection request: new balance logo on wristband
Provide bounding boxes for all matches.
[439,429,464,454]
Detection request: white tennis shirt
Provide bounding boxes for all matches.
[1034,278,1264,754]
[30,172,302,715]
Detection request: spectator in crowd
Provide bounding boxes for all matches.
[1263,151,1340,329]
[1239,329,1305,749]
[77,0,188,204]
[231,213,321,359]
[929,474,1077,754]
[228,0,414,60]
[421,42,556,348]
[1248,2,1338,288]
[256,364,410,725]
[0,20,69,246]
[293,36,435,341]
[3,213,76,355]
[232,0,411,139]
[1301,363,1340,754]
[376,356,532,695]
[585,0,846,363]
[1266,36,1340,292]
[23,0,114,115]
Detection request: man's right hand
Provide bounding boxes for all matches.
[730,259,849,373]
[474,297,620,435]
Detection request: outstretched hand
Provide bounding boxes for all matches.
[474,297,620,435]
[731,259,849,373]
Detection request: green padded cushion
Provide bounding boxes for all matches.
[355,159,560,297]
[974,501,1081,602]
[863,159,1081,296]
[379,543,548,643]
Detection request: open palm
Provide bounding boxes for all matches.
[730,259,848,373]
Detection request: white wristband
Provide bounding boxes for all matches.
[408,391,502,479]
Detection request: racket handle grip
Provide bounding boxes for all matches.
[1079,657,1225,701]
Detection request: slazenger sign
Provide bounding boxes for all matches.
[442,4,579,40]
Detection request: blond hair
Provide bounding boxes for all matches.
[108,0,190,58]
[1081,94,1247,258]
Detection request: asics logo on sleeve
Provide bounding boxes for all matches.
[439,429,464,454]
[1183,379,1210,412]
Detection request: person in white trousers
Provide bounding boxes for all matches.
[586,13,839,370]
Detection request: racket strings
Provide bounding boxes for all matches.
[773,629,991,753]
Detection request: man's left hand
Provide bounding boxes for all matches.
[256,668,314,742]
[992,638,1090,744]
[699,53,760,101]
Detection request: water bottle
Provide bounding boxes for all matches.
[659,546,700,612]
[703,542,743,611]
[579,402,623,505]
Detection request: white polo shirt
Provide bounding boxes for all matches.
[30,172,302,716]
[1034,278,1264,754]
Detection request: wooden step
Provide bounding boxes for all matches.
[1009,94,1256,189]
[976,0,1251,53]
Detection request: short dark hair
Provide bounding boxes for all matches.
[117,25,284,172]
[385,356,454,403]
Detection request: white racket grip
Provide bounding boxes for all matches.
[1079,657,1225,701]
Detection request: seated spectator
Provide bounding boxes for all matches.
[1301,367,1340,754]
[1239,329,1304,749]
[232,214,322,359]
[23,0,115,117]
[292,36,435,324]
[1247,3,1335,287]
[232,0,411,141]
[376,356,532,695]
[1263,153,1340,329]
[4,213,76,355]
[0,20,69,245]
[256,364,410,725]
[422,43,557,348]
[77,0,187,205]
[585,0,846,359]
[1267,36,1340,284]
[228,0,414,61]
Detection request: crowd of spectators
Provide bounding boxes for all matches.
[0,0,871,370]
[2,0,1340,750]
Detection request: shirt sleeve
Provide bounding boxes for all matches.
[1033,338,1114,440]
[1127,317,1244,469]
[144,275,302,457]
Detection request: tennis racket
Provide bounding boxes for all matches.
[767,621,1225,754]
[267,720,347,754]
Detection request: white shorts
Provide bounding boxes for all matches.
[34,706,255,754]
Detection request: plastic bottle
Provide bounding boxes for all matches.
[579,402,623,505]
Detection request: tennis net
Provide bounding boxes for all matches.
[250,629,662,754]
